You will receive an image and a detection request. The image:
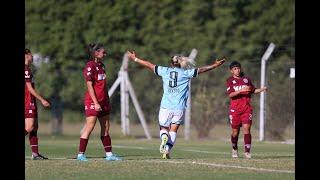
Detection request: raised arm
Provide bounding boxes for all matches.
[198,57,226,75]
[127,51,156,71]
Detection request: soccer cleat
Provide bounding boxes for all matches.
[244,152,252,159]
[232,149,238,158]
[162,153,170,159]
[77,154,88,161]
[159,134,168,153]
[31,154,48,160]
[105,154,122,161]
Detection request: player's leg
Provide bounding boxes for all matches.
[229,112,241,158]
[231,127,240,158]
[165,109,184,158]
[25,110,29,136]
[98,114,121,161]
[25,109,32,136]
[77,116,97,161]
[242,123,252,159]
[158,108,171,154]
[25,116,48,160]
[241,109,253,159]
[25,118,38,157]
[164,123,180,159]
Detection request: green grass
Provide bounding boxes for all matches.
[25,126,295,180]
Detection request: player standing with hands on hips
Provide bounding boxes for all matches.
[25,48,51,160]
[226,61,267,159]
[127,50,225,159]
[76,43,122,161]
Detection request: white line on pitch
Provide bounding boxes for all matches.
[113,145,228,154]
[25,156,73,160]
[113,145,294,156]
[142,160,295,174]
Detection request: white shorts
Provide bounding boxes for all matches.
[158,108,185,127]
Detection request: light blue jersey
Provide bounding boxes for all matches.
[154,66,198,110]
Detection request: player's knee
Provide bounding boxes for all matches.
[243,127,251,134]
[86,122,95,130]
[25,126,35,133]
[103,130,110,136]
[232,131,239,137]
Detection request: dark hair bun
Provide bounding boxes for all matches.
[25,48,31,54]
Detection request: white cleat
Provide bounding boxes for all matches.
[244,152,252,159]
[159,134,168,153]
[232,149,238,158]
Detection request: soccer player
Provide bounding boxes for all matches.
[127,50,225,159]
[226,61,267,159]
[25,48,51,160]
[76,43,122,161]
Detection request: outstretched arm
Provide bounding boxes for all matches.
[254,86,267,94]
[127,51,156,71]
[198,57,226,75]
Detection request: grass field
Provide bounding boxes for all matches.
[25,123,295,180]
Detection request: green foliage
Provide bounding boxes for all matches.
[26,0,294,139]
[192,84,227,138]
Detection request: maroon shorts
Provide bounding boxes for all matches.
[229,106,253,129]
[25,109,38,119]
[84,101,111,118]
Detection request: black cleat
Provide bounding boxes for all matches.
[31,154,48,160]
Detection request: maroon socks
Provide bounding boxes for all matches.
[29,131,39,155]
[79,138,89,154]
[231,135,239,150]
[100,135,112,152]
[244,134,252,153]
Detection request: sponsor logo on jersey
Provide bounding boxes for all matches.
[243,78,248,83]
[233,85,247,91]
[87,67,91,71]
[29,110,33,113]
[232,80,236,84]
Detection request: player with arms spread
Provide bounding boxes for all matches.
[127,50,225,159]
[226,61,267,159]
[25,48,51,160]
[76,43,121,161]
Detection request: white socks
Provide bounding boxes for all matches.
[169,131,177,145]
[159,130,177,152]
[106,152,113,157]
[159,129,169,139]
